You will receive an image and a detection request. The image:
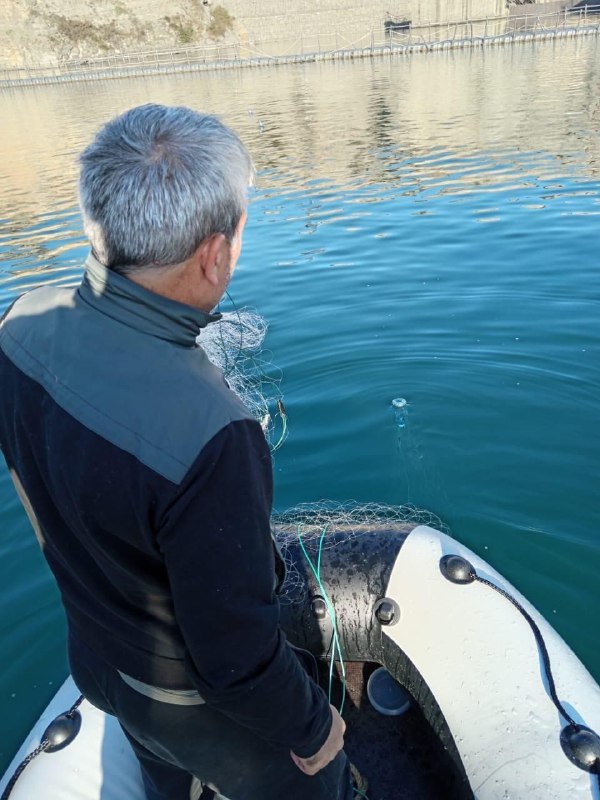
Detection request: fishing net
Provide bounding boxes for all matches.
[196,305,287,450]
[273,502,448,603]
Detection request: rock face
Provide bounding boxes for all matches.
[1,0,560,69]
[0,0,237,67]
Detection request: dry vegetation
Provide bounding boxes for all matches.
[164,14,203,45]
[46,13,126,52]
[2,0,238,65]
[207,5,235,38]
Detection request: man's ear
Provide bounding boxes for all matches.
[198,233,228,287]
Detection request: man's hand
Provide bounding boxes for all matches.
[290,705,346,776]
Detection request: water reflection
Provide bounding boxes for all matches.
[1,38,600,231]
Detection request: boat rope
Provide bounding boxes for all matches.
[298,524,347,715]
[0,694,84,800]
[472,573,578,727]
[440,554,600,789]
[297,525,371,800]
[270,399,288,454]
[473,573,600,791]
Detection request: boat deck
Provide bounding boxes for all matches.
[335,662,468,800]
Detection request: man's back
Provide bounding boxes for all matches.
[0,254,259,689]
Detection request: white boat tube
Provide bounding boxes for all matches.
[384,525,600,799]
[0,677,146,800]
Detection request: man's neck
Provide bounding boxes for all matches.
[127,259,217,313]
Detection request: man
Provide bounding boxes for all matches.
[0,104,357,800]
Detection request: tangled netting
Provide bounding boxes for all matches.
[272,502,449,603]
[196,307,286,449]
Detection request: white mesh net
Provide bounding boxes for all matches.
[196,307,286,448]
[273,502,448,602]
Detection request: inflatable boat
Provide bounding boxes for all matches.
[2,511,599,800]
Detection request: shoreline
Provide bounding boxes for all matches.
[1,23,599,89]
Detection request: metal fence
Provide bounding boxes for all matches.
[1,5,600,87]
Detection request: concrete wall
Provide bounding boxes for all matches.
[226,0,508,49]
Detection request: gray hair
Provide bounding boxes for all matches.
[79,104,254,273]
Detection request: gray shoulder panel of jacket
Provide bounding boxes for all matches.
[0,285,253,484]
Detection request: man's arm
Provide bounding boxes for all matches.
[157,418,334,758]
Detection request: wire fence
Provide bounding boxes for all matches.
[1,5,600,87]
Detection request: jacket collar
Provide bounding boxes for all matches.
[78,253,222,347]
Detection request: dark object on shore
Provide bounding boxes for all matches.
[569,2,600,13]
[384,16,412,35]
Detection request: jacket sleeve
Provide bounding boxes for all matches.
[156,418,332,758]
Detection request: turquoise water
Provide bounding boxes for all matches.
[1,38,600,772]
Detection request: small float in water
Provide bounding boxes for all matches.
[1,505,600,800]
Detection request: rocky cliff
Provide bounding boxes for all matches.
[0,0,237,67]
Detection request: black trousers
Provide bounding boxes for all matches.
[68,635,353,800]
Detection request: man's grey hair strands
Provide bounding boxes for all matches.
[79,104,254,274]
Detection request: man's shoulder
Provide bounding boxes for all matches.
[1,284,255,486]
[0,284,78,379]
[2,284,75,324]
